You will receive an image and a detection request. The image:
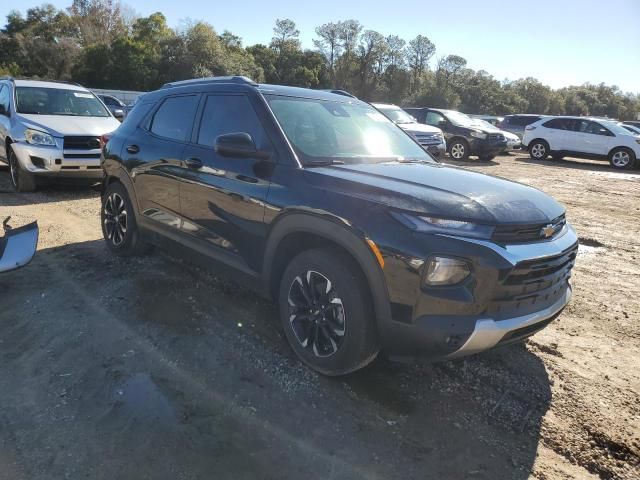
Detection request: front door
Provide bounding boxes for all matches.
[178,93,274,271]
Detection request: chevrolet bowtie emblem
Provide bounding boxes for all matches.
[541,224,555,238]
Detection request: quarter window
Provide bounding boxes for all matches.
[197,95,267,148]
[150,95,199,142]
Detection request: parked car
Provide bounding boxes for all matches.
[101,76,578,375]
[469,114,504,126]
[0,217,38,273]
[522,116,640,169]
[472,119,521,152]
[0,77,122,192]
[372,103,446,158]
[499,114,544,140]
[97,94,126,121]
[404,107,507,161]
[620,123,640,136]
[623,120,640,128]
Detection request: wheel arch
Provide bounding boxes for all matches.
[607,145,635,158]
[262,211,392,332]
[103,168,142,215]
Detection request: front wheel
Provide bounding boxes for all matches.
[8,148,37,192]
[101,181,149,256]
[279,248,379,376]
[529,140,549,160]
[609,147,636,170]
[448,139,470,160]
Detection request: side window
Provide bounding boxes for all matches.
[150,95,199,142]
[544,118,570,130]
[574,120,590,133]
[0,85,9,114]
[197,95,268,148]
[585,121,611,136]
[425,111,445,126]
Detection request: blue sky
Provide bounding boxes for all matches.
[2,0,639,93]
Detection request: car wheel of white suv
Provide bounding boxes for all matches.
[609,147,636,170]
[8,147,37,192]
[529,140,549,160]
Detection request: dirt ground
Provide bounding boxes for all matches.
[0,153,638,480]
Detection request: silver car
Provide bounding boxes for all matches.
[0,78,121,192]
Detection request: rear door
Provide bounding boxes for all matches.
[122,94,200,231]
[178,93,274,270]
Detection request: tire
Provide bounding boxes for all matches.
[448,138,470,161]
[479,155,495,161]
[529,140,549,160]
[278,247,379,376]
[101,181,149,256]
[608,147,636,170]
[8,147,37,192]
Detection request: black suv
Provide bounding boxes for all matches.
[101,77,578,376]
[404,107,507,161]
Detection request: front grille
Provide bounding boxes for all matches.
[414,133,442,145]
[492,214,566,244]
[63,136,101,150]
[486,243,577,319]
[63,153,101,159]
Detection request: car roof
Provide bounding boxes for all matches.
[154,77,368,106]
[371,103,401,109]
[13,79,89,91]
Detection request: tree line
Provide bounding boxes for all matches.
[1,1,638,119]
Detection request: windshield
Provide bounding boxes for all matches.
[377,107,416,124]
[267,96,433,165]
[443,110,477,127]
[16,87,111,117]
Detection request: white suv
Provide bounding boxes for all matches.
[522,116,640,170]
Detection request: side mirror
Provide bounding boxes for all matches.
[113,109,125,121]
[438,119,448,128]
[0,104,7,116]
[0,219,38,273]
[215,132,269,159]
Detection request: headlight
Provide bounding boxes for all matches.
[424,256,470,286]
[635,139,640,144]
[469,130,487,139]
[391,212,495,239]
[24,129,56,146]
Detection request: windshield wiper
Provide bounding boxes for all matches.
[305,159,346,166]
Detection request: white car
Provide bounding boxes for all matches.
[621,123,640,136]
[0,78,121,191]
[522,116,640,170]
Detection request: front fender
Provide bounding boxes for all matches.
[262,210,392,331]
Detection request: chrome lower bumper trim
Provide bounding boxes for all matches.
[446,286,572,359]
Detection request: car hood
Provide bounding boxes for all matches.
[397,123,442,135]
[306,162,564,224]
[18,114,121,137]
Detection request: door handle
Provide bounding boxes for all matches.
[126,144,139,154]
[185,157,203,169]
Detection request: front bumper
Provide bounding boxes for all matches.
[471,138,508,156]
[424,142,446,158]
[11,141,104,178]
[377,224,578,359]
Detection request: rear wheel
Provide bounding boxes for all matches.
[8,147,37,192]
[448,139,470,160]
[609,147,636,170]
[529,140,549,160]
[101,181,149,255]
[279,248,379,376]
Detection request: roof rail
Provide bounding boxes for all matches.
[161,76,258,89]
[322,89,357,99]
